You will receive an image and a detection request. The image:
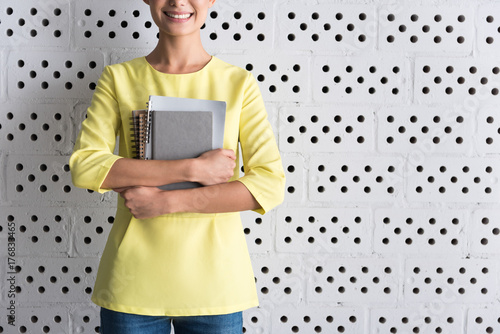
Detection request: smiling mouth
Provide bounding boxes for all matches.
[164,12,193,19]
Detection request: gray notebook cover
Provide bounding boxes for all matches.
[145,95,226,190]
[152,111,213,190]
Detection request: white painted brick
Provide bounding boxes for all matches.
[309,155,404,203]
[281,154,305,204]
[71,207,116,257]
[371,305,464,334]
[16,306,69,334]
[251,256,303,305]
[404,258,498,304]
[406,157,500,203]
[414,57,500,105]
[279,106,374,153]
[275,207,372,254]
[7,51,104,100]
[374,209,466,255]
[312,55,407,104]
[0,103,73,154]
[243,306,271,334]
[307,258,400,303]
[0,50,6,101]
[241,210,272,254]
[470,209,500,255]
[15,257,98,304]
[2,207,70,256]
[71,304,101,334]
[0,216,7,257]
[0,307,8,332]
[476,105,500,154]
[1,252,9,297]
[5,155,114,204]
[467,308,500,334]
[276,3,376,53]
[201,3,274,52]
[217,54,310,103]
[74,0,157,48]
[377,106,473,154]
[272,306,365,334]
[379,5,474,54]
[477,4,500,55]
[0,0,70,48]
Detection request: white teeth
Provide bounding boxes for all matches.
[166,12,191,19]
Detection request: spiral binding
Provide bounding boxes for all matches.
[130,109,148,159]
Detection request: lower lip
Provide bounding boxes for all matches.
[164,13,192,22]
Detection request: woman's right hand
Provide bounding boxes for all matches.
[193,148,236,186]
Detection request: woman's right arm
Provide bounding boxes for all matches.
[100,148,236,190]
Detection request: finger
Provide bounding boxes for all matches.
[222,149,236,160]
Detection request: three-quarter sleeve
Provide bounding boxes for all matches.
[69,66,123,193]
[237,72,285,214]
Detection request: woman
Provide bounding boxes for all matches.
[69,0,285,333]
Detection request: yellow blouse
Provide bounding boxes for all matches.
[69,57,285,316]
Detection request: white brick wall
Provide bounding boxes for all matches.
[1,0,499,333]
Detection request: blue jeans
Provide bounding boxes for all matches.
[100,307,242,334]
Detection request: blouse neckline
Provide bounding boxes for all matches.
[143,56,215,76]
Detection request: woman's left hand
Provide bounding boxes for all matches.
[114,186,169,219]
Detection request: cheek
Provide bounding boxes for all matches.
[193,0,212,8]
[150,10,164,27]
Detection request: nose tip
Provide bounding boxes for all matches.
[169,0,186,6]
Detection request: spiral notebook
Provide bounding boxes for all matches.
[131,95,226,190]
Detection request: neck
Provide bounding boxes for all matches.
[146,31,211,74]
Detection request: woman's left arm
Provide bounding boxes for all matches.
[115,181,259,219]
